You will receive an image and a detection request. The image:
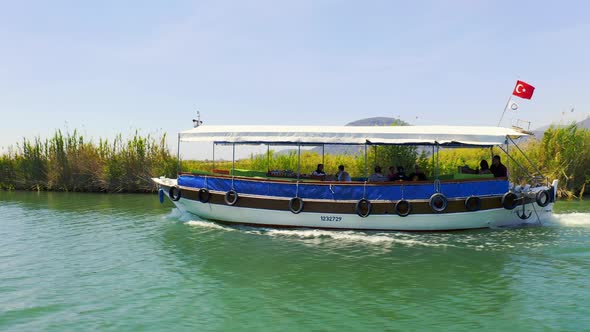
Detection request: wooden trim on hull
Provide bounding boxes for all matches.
[174,185,535,215]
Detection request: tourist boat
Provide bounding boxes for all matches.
[153,125,558,231]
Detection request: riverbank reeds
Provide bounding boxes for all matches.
[0,130,176,192]
[509,124,590,198]
[2,124,588,197]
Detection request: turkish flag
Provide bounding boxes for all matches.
[512,80,535,99]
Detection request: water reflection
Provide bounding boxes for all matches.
[160,215,542,329]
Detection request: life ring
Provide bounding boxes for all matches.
[224,190,239,206]
[169,186,181,201]
[429,193,448,212]
[355,199,372,218]
[535,190,551,207]
[395,200,411,217]
[502,192,518,210]
[464,196,481,212]
[198,188,211,203]
[289,197,304,214]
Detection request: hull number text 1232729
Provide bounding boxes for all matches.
[320,216,342,222]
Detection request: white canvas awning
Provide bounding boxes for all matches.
[179,125,528,146]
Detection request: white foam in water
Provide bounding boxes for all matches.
[551,213,590,227]
[184,220,233,231]
[174,215,448,247]
[259,228,451,247]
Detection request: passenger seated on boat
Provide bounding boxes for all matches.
[395,166,408,181]
[460,159,492,175]
[479,160,491,174]
[459,165,477,174]
[409,164,427,181]
[490,155,507,177]
[387,166,397,181]
[368,166,387,182]
[311,163,326,180]
[336,165,351,182]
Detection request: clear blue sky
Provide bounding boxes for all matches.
[1,0,589,153]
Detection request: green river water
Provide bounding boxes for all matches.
[0,191,589,331]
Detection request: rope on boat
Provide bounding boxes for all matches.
[363,181,367,199]
[531,199,542,225]
[497,145,546,186]
[433,142,442,194]
[507,136,547,184]
[434,179,441,193]
[295,180,300,198]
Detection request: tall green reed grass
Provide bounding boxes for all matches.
[2,124,588,197]
[0,130,176,192]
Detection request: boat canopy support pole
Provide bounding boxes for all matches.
[364,143,368,180]
[506,138,510,179]
[434,143,440,192]
[432,145,436,177]
[297,143,301,181]
[177,133,181,174]
[231,143,235,189]
[267,145,270,172]
[212,143,215,172]
[322,144,325,166]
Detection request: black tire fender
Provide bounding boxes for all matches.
[169,186,181,201]
[224,190,239,206]
[198,188,211,203]
[288,197,304,214]
[536,190,551,207]
[429,193,448,213]
[355,198,372,218]
[464,196,481,212]
[395,200,412,217]
[502,192,518,210]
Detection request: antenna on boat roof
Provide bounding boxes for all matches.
[192,111,203,128]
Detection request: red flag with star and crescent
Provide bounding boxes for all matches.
[512,80,535,99]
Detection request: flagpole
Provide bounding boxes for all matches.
[497,95,512,127]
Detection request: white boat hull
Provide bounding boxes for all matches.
[155,178,556,231]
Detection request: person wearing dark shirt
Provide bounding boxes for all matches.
[490,155,507,177]
[395,166,408,181]
[311,163,326,180]
[409,164,427,181]
[387,166,398,181]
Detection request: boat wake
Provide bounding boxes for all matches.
[172,210,453,247]
[256,228,455,247]
[172,208,590,248]
[550,213,590,227]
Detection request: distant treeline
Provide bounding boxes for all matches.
[0,130,176,192]
[1,125,588,198]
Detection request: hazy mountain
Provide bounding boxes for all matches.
[310,117,406,155]
[578,117,590,129]
[530,116,590,139]
[345,117,408,127]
